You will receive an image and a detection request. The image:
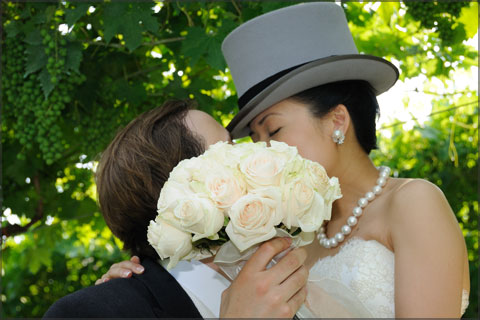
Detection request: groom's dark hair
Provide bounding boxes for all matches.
[96,100,205,260]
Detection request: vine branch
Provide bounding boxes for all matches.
[84,37,185,49]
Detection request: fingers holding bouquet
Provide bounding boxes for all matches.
[220,237,309,318]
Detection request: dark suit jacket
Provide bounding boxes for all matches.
[43,258,203,318]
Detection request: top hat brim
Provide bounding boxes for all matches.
[227,54,399,139]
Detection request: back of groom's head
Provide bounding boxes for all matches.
[96,99,204,259]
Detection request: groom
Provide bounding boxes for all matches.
[43,100,305,318]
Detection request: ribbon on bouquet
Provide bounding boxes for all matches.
[213,229,374,318]
[214,229,317,319]
[213,228,315,281]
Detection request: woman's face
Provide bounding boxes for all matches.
[185,110,232,147]
[249,98,338,172]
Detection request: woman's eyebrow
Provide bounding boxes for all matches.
[258,112,280,126]
[249,112,281,132]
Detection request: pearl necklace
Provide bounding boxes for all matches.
[317,166,391,249]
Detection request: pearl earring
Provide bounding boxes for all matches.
[332,130,345,145]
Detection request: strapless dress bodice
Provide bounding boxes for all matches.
[306,237,469,317]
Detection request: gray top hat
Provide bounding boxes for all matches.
[222,2,399,138]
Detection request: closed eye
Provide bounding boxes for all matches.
[269,128,281,137]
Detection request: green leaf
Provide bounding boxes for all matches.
[123,13,143,52]
[44,5,56,23]
[451,23,468,45]
[217,18,238,40]
[4,20,20,38]
[206,37,226,70]
[113,79,147,106]
[65,3,91,27]
[103,2,128,43]
[28,247,52,274]
[24,29,43,45]
[65,42,83,73]
[24,44,47,77]
[38,68,54,98]
[133,2,159,34]
[103,2,158,51]
[181,27,210,66]
[458,2,478,39]
[377,2,398,26]
[31,10,46,25]
[20,4,32,19]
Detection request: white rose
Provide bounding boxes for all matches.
[160,196,224,242]
[157,180,191,213]
[324,176,342,203]
[203,141,238,169]
[169,157,211,186]
[281,154,308,186]
[282,178,316,229]
[269,140,298,162]
[168,158,195,184]
[225,187,283,251]
[304,160,332,194]
[205,167,246,210]
[147,219,193,269]
[239,147,287,189]
[297,192,329,232]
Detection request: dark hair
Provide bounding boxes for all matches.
[291,80,379,154]
[96,100,205,260]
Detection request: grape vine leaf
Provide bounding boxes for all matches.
[24,44,47,77]
[131,2,159,34]
[65,2,91,27]
[38,68,54,98]
[103,2,128,44]
[206,37,225,70]
[65,42,83,73]
[181,26,211,66]
[24,29,43,46]
[103,2,157,51]
[122,13,143,52]
[4,20,20,38]
[458,3,478,39]
[27,246,52,274]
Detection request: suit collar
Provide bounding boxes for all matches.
[135,258,203,318]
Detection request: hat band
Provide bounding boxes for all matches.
[237,61,309,109]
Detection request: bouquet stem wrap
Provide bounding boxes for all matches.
[213,228,313,280]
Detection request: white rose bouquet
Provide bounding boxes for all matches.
[147,141,341,270]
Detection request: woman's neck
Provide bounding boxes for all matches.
[330,153,380,221]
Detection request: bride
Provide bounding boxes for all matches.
[97,2,469,317]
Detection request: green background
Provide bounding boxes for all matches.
[2,1,478,318]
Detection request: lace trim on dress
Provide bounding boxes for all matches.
[461,289,469,315]
[309,237,470,317]
[310,237,395,318]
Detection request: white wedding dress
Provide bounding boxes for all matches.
[166,237,470,318]
[299,237,469,318]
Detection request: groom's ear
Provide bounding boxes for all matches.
[329,104,350,135]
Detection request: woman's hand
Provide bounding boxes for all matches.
[95,256,145,285]
[220,237,309,318]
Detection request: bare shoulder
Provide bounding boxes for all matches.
[392,178,444,198]
[386,178,452,219]
[385,178,463,246]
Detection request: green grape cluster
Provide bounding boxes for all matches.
[2,37,26,123]
[77,103,118,157]
[3,31,86,165]
[405,1,469,45]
